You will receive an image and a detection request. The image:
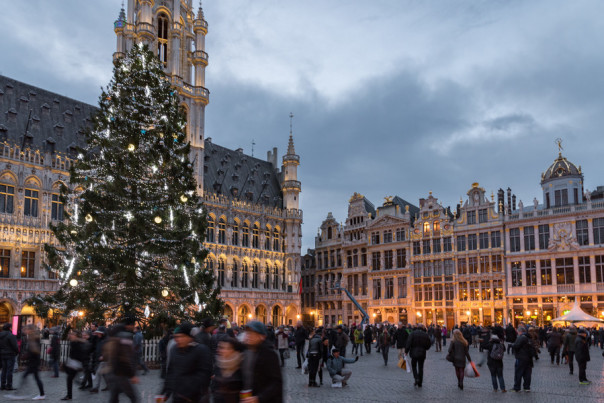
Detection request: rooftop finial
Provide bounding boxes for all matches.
[198,0,205,19]
[287,112,296,155]
[555,137,563,156]
[115,1,127,28]
[289,112,294,135]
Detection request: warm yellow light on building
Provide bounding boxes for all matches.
[526,310,531,316]
[69,279,78,287]
[296,314,301,319]
[248,313,252,319]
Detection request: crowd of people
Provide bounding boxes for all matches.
[1,318,603,401]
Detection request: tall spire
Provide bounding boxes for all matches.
[197,0,205,20]
[114,1,127,29]
[287,112,296,155]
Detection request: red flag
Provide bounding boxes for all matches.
[298,277,303,295]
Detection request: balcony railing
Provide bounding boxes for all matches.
[557,284,575,293]
[527,286,537,294]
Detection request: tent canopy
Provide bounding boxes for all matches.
[551,301,604,323]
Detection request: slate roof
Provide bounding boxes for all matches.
[204,140,283,208]
[0,75,94,155]
[392,195,420,217]
[0,75,285,208]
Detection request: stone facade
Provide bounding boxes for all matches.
[306,152,604,328]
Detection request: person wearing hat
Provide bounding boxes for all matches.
[195,317,217,351]
[161,322,211,402]
[484,334,506,392]
[575,327,591,385]
[326,348,358,387]
[240,320,283,403]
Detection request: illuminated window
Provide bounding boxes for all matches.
[157,13,169,66]
[217,259,225,287]
[21,251,35,278]
[423,222,430,233]
[0,249,9,278]
[206,216,215,242]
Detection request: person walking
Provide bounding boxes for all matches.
[395,324,409,360]
[61,330,86,401]
[575,328,591,385]
[447,329,472,390]
[352,326,364,356]
[13,325,45,400]
[89,326,109,394]
[512,326,535,392]
[49,328,61,378]
[79,331,93,390]
[363,325,373,354]
[484,335,506,392]
[161,323,212,402]
[505,323,516,354]
[547,327,562,365]
[132,326,149,375]
[276,326,289,367]
[406,325,431,388]
[157,329,171,380]
[434,325,442,352]
[0,322,19,391]
[240,321,283,403]
[379,328,391,366]
[106,318,139,403]
[213,338,244,403]
[307,329,323,387]
[563,326,578,375]
[294,321,308,369]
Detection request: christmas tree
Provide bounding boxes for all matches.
[31,44,221,324]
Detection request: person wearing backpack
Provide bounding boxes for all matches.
[485,335,506,392]
[352,326,364,356]
[512,326,534,392]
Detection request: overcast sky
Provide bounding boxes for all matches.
[2,0,604,251]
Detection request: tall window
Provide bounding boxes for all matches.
[264,263,270,289]
[540,260,552,285]
[398,277,407,298]
[264,227,271,250]
[526,260,537,286]
[346,250,352,268]
[467,234,477,250]
[273,228,280,251]
[217,259,225,287]
[242,223,249,247]
[231,262,238,287]
[385,278,394,299]
[413,242,421,255]
[373,279,382,300]
[433,260,443,276]
[432,238,441,253]
[470,281,480,300]
[372,252,381,271]
[456,235,466,252]
[509,228,520,252]
[511,261,522,287]
[206,217,215,242]
[434,284,443,300]
[251,262,259,288]
[422,239,431,254]
[493,280,503,300]
[593,218,604,245]
[397,248,406,268]
[524,227,535,251]
[362,273,367,295]
[444,259,455,275]
[459,283,468,301]
[445,283,455,300]
[414,285,422,301]
[353,249,359,267]
[218,218,226,244]
[538,224,550,249]
[478,208,488,223]
[384,250,393,269]
[371,231,380,245]
[554,189,568,206]
[491,231,501,248]
[361,248,367,266]
[556,257,574,285]
[252,224,259,248]
[24,189,39,217]
[232,222,239,246]
[424,285,433,301]
[481,281,491,300]
[467,211,476,225]
[443,237,452,252]
[396,228,405,242]
[479,232,489,249]
[468,257,478,274]
[480,256,489,273]
[0,249,9,277]
[21,251,35,278]
[457,257,467,275]
[383,230,392,243]
[492,255,502,272]
[241,262,249,287]
[50,193,64,221]
[576,220,589,246]
[596,256,604,283]
[157,13,169,66]
[578,256,591,284]
[0,184,14,214]
[423,222,430,234]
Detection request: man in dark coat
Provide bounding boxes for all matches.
[395,323,409,359]
[546,328,562,365]
[405,325,431,387]
[241,321,283,403]
[512,326,534,392]
[505,323,517,354]
[334,325,349,357]
[0,322,19,390]
[294,321,308,369]
[575,328,591,385]
[162,322,211,402]
[363,325,373,354]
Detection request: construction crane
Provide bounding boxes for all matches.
[332,281,370,326]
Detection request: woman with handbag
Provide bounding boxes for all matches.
[447,329,472,390]
[62,330,86,400]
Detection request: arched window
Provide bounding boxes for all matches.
[241,261,249,287]
[273,228,279,251]
[251,262,259,288]
[218,218,226,244]
[252,224,259,248]
[157,13,169,66]
[242,223,250,247]
[264,226,271,250]
[264,263,270,289]
[206,216,215,242]
[232,220,239,245]
[273,264,279,289]
[423,222,430,234]
[217,259,225,287]
[231,261,238,287]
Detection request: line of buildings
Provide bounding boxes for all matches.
[302,152,604,328]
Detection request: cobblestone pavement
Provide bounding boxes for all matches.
[3,344,603,402]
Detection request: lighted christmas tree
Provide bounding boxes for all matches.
[32,44,221,324]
